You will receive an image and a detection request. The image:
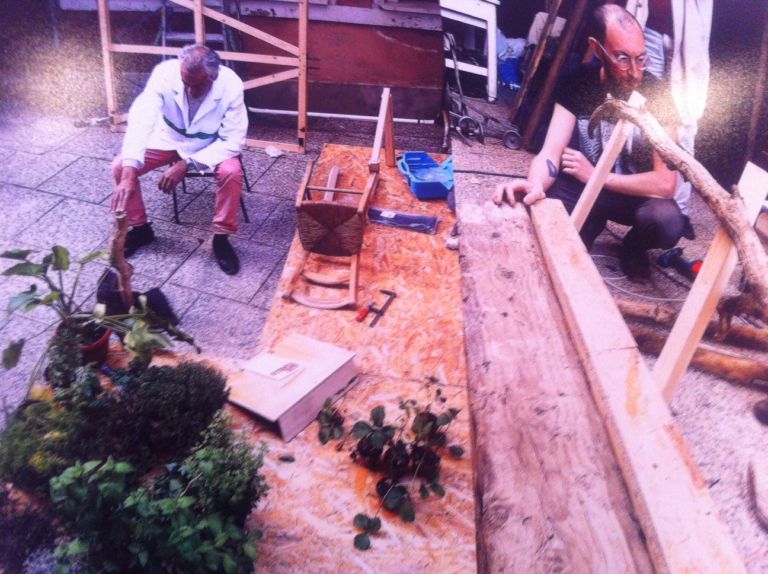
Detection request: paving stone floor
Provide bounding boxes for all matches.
[0,108,443,426]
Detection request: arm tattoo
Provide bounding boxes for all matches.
[546,159,558,178]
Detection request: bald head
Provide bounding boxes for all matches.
[590,4,643,44]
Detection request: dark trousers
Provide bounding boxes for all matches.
[547,174,685,254]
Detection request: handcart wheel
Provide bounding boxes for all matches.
[458,116,481,138]
[503,128,522,150]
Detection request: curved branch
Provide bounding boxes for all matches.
[591,99,768,324]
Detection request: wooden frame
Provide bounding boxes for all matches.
[96,0,308,153]
[654,162,768,400]
[368,87,395,173]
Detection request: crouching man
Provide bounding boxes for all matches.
[494,4,686,281]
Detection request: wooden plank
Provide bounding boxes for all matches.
[244,138,303,153]
[297,0,308,150]
[522,0,590,150]
[96,0,118,117]
[170,0,301,56]
[457,195,652,573]
[530,197,747,574]
[384,89,396,168]
[369,87,392,172]
[192,0,204,44]
[655,162,768,401]
[242,68,300,91]
[109,44,297,67]
[571,91,645,231]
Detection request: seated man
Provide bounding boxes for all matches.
[110,43,247,275]
[494,4,686,280]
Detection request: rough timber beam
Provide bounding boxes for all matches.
[530,198,746,574]
[456,188,652,573]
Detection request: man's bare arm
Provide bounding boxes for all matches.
[494,104,575,206]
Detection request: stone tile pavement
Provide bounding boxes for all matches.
[0,109,443,426]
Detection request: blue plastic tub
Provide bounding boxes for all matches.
[397,152,454,200]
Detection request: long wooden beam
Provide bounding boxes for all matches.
[571,92,645,231]
[530,198,746,573]
[655,162,768,401]
[369,88,395,172]
[457,193,653,572]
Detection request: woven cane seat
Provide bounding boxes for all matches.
[296,201,364,257]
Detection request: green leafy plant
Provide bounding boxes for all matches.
[343,381,465,550]
[317,398,345,445]
[352,513,381,551]
[1,246,199,378]
[50,417,268,573]
[112,362,229,461]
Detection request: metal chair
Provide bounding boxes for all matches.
[173,155,252,225]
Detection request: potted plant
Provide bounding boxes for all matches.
[1,245,199,379]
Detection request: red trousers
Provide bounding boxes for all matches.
[111,149,243,234]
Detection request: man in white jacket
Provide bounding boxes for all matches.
[110,43,248,275]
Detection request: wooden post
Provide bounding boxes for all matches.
[369,88,393,172]
[96,0,118,120]
[193,0,205,44]
[297,0,309,151]
[522,0,590,150]
[655,162,768,401]
[571,91,645,231]
[530,198,747,574]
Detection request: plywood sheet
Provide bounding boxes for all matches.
[264,144,466,387]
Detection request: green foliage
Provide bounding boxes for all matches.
[50,417,267,573]
[0,401,85,495]
[351,513,381,551]
[0,483,55,573]
[317,398,344,445]
[113,362,229,461]
[347,382,466,550]
[44,324,83,389]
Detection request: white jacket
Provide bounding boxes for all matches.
[121,59,247,170]
[625,0,713,126]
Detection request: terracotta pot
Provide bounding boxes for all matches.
[80,326,112,366]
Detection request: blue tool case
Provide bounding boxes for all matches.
[397,152,454,200]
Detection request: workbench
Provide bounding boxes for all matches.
[228,144,476,573]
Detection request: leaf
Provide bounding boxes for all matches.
[78,250,105,265]
[448,407,461,418]
[222,554,238,574]
[419,484,430,499]
[436,413,451,427]
[7,285,37,313]
[318,426,331,445]
[331,426,344,440]
[368,516,382,534]
[398,498,415,523]
[243,542,258,560]
[2,262,45,277]
[278,455,295,463]
[66,538,89,557]
[370,430,386,450]
[382,486,404,512]
[2,339,24,369]
[114,462,134,474]
[51,246,70,271]
[353,533,371,551]
[351,421,372,438]
[353,513,370,530]
[0,249,34,260]
[449,445,465,459]
[430,482,446,497]
[370,406,385,427]
[138,551,149,567]
[177,496,196,508]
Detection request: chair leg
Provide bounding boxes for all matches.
[173,181,182,224]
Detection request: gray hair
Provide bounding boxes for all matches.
[179,43,221,80]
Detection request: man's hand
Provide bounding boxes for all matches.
[493,179,545,207]
[158,161,188,194]
[560,147,593,184]
[111,167,139,213]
